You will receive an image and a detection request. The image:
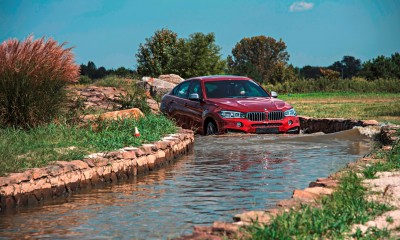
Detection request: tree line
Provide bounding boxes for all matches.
[80,28,400,84]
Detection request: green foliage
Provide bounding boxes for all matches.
[0,36,80,129]
[135,29,225,78]
[227,36,290,84]
[359,52,400,80]
[329,56,362,79]
[80,61,137,81]
[136,28,180,77]
[0,114,176,176]
[175,32,226,78]
[79,75,93,84]
[363,138,400,179]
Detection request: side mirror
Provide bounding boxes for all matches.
[189,93,201,101]
[271,91,278,98]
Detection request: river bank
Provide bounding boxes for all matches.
[0,128,194,212]
[176,124,400,239]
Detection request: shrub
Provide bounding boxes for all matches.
[0,36,79,128]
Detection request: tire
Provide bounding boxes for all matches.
[205,121,218,135]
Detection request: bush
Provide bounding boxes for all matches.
[78,75,93,84]
[0,36,79,128]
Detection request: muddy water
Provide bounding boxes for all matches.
[0,128,372,239]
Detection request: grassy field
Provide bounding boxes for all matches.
[279,92,400,124]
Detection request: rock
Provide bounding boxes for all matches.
[292,189,319,201]
[158,74,184,84]
[304,187,333,196]
[351,210,400,235]
[212,222,240,234]
[83,108,144,122]
[141,76,177,97]
[146,98,159,113]
[362,120,379,126]
[233,210,272,224]
[142,76,177,89]
[67,86,127,111]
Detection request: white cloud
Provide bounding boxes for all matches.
[289,1,314,12]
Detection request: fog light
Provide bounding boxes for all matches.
[236,122,243,127]
[288,120,293,126]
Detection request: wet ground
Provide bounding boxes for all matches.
[0,128,372,239]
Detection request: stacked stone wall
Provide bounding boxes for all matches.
[0,129,194,212]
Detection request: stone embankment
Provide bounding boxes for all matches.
[300,116,379,133]
[0,128,194,212]
[176,125,400,240]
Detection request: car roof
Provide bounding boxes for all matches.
[185,75,252,82]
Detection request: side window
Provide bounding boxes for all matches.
[173,81,191,99]
[188,80,203,98]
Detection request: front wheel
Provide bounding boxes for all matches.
[205,121,218,135]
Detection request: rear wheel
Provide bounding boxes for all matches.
[205,121,218,135]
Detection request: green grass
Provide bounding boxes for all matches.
[277,92,400,125]
[0,114,176,176]
[243,172,392,239]
[244,129,400,239]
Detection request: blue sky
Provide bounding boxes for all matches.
[1,0,399,70]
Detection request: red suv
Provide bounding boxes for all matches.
[160,75,300,135]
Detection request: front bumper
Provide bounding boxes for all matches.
[219,116,300,134]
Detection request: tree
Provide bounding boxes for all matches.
[360,55,392,80]
[175,32,225,78]
[227,36,290,84]
[136,28,179,77]
[329,56,361,79]
[300,65,322,79]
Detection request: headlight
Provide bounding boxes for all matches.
[284,108,297,117]
[219,111,246,118]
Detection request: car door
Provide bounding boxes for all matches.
[185,80,205,132]
[167,80,191,128]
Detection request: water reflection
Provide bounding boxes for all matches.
[0,129,371,239]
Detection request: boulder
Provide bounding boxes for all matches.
[141,74,183,97]
[83,108,144,122]
[158,74,184,84]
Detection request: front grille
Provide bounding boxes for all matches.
[251,123,282,128]
[246,112,266,121]
[268,111,284,121]
[246,111,284,121]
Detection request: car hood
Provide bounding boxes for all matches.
[207,97,292,112]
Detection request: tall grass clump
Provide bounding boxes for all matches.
[0,36,79,128]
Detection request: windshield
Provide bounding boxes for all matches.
[204,80,270,99]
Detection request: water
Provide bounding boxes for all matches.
[0,128,372,239]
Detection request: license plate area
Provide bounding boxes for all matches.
[255,128,279,134]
